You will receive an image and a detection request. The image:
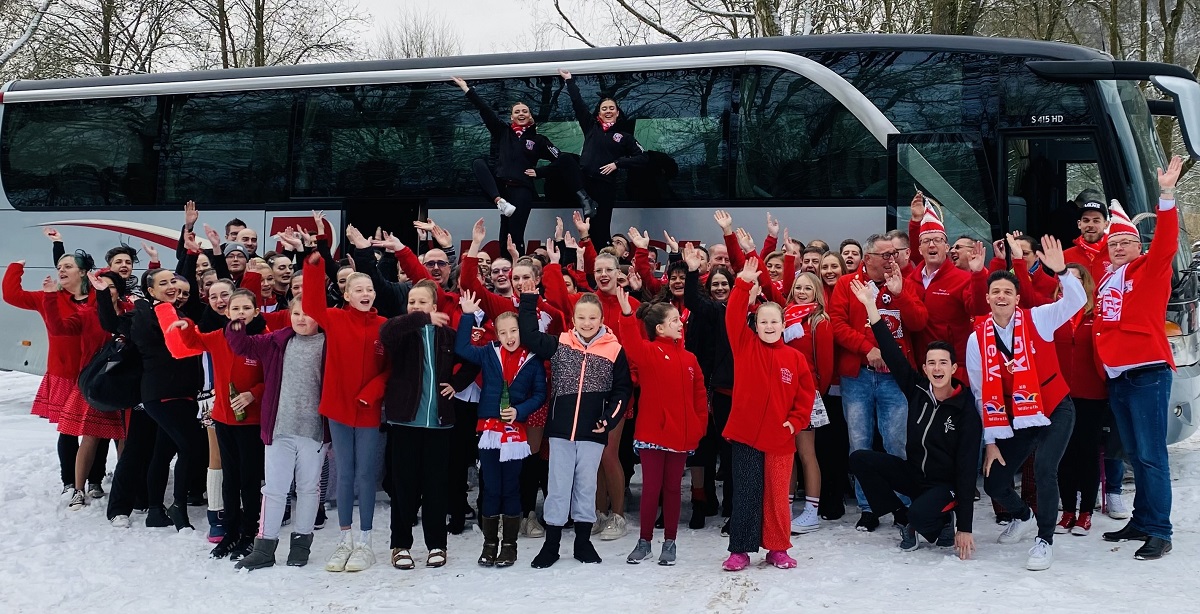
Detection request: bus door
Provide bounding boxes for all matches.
[999,130,1107,245]
[887,133,1000,247]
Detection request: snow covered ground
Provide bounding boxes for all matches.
[0,370,1197,613]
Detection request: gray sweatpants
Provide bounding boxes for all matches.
[260,435,327,540]
[544,437,605,526]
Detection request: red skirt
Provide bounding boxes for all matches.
[56,386,125,440]
[31,374,74,423]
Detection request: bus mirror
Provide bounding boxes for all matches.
[1151,76,1200,159]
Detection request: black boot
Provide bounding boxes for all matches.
[145,506,171,528]
[287,532,314,567]
[689,504,706,530]
[1134,537,1172,560]
[478,516,500,567]
[576,191,599,219]
[210,532,241,559]
[1103,523,1151,542]
[233,538,279,570]
[496,515,520,567]
[166,502,193,531]
[531,525,562,569]
[229,535,255,561]
[573,522,602,564]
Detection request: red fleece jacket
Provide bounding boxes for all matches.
[618,313,707,452]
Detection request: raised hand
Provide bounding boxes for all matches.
[459,289,480,314]
[662,231,679,253]
[766,212,780,238]
[451,76,469,92]
[558,68,572,80]
[910,191,925,220]
[735,228,756,254]
[42,227,62,242]
[370,232,405,253]
[554,216,564,241]
[430,312,451,328]
[1158,154,1183,191]
[184,200,199,229]
[738,257,759,283]
[87,271,109,291]
[714,210,733,234]
[506,236,520,261]
[141,241,160,263]
[431,224,452,249]
[312,210,327,235]
[572,210,590,236]
[41,276,56,293]
[628,227,649,250]
[545,240,561,265]
[967,241,986,272]
[345,224,371,250]
[782,228,797,255]
[627,271,642,292]
[563,231,578,250]
[992,237,1007,259]
[1037,235,1066,273]
[471,218,487,246]
[297,227,316,247]
[1005,233,1023,261]
[681,243,703,272]
[884,267,903,294]
[615,285,632,315]
[849,278,876,306]
[203,224,222,249]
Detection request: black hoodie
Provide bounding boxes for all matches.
[871,320,982,534]
[565,80,648,182]
[465,87,562,188]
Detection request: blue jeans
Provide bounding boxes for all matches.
[1108,365,1174,540]
[842,367,909,511]
[328,421,383,531]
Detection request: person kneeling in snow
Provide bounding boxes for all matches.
[846,276,981,560]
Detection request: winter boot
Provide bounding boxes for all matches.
[497,515,520,567]
[229,535,255,561]
[287,532,314,567]
[479,516,500,567]
[210,532,241,559]
[573,522,602,564]
[206,510,226,544]
[530,525,562,569]
[166,502,193,532]
[145,506,172,528]
[233,538,279,571]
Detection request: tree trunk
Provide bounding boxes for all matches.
[254,0,266,66]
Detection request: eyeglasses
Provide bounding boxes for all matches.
[1109,239,1140,249]
[949,244,971,251]
[491,267,512,275]
[424,260,450,268]
[919,237,947,246]
[867,251,899,261]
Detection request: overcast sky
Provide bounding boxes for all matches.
[355,0,582,56]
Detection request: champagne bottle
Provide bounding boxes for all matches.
[229,383,246,422]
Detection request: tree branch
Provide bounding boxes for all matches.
[0,0,55,68]
[552,0,596,48]
[612,0,685,42]
[685,0,753,18]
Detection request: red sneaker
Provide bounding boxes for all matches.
[1071,512,1092,536]
[1055,512,1076,534]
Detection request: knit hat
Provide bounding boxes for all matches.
[1106,200,1138,239]
[917,204,946,238]
[223,243,249,258]
[1078,200,1109,220]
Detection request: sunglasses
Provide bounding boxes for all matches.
[424,260,450,268]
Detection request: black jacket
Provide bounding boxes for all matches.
[565,80,648,182]
[378,311,477,426]
[683,270,733,391]
[129,299,203,402]
[351,247,411,318]
[466,87,561,188]
[872,320,981,533]
[518,293,631,445]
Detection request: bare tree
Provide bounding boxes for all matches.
[185,0,366,68]
[367,5,462,60]
[0,0,53,70]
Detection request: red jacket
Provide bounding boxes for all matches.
[302,256,389,428]
[458,255,564,335]
[723,279,814,455]
[988,257,1057,307]
[907,259,988,381]
[168,323,266,425]
[1093,201,1178,371]
[1055,313,1107,400]
[618,314,708,452]
[3,263,91,378]
[42,294,108,377]
[829,268,928,378]
[395,246,460,320]
[1064,243,1111,288]
[785,316,835,396]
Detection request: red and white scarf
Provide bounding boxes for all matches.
[598,118,615,131]
[1097,264,1128,323]
[782,302,818,343]
[977,310,1050,440]
[1073,234,1108,262]
[500,347,528,385]
[511,122,529,139]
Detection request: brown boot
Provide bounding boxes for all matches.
[496,515,521,567]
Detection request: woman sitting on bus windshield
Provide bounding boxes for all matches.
[559,68,648,248]
[452,77,598,256]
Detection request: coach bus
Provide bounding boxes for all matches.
[1,34,1198,441]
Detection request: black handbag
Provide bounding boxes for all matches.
[77,335,142,413]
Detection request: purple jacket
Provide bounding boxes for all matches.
[226,323,329,445]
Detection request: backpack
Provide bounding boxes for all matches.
[78,335,142,413]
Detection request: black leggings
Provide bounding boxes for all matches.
[472,159,536,255]
[108,409,157,519]
[848,450,955,542]
[57,434,110,486]
[582,176,617,247]
[520,455,548,515]
[214,421,265,537]
[448,399,479,522]
[814,394,849,518]
[143,399,204,508]
[711,392,734,517]
[1058,398,1107,513]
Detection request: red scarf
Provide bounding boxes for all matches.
[500,347,528,385]
[598,118,615,131]
[977,310,1050,441]
[511,122,529,138]
[782,302,817,344]
[1073,234,1108,261]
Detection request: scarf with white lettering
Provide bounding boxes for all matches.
[977,309,1050,440]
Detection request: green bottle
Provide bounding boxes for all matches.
[499,380,511,422]
[229,383,246,422]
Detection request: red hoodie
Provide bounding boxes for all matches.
[723,279,814,455]
[302,255,389,428]
[167,323,266,425]
[907,258,988,379]
[618,313,707,452]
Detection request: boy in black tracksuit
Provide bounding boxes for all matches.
[846,280,981,558]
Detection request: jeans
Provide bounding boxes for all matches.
[983,398,1075,544]
[1108,365,1173,540]
[328,420,382,531]
[841,367,909,510]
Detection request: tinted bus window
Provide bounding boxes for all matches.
[162,91,295,205]
[1,97,159,208]
[997,56,1091,128]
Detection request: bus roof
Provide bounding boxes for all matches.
[5,34,1110,92]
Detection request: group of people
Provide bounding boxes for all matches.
[5,79,1185,573]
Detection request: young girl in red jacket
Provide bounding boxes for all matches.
[782,271,834,535]
[165,288,267,562]
[723,258,815,572]
[617,289,707,566]
[302,252,389,573]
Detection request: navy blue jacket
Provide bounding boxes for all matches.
[455,315,547,422]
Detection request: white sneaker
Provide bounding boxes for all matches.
[790,505,821,534]
[1106,493,1131,520]
[592,512,608,535]
[344,543,376,572]
[998,514,1038,544]
[68,489,87,511]
[325,532,354,572]
[600,513,628,541]
[110,515,131,529]
[1025,537,1054,571]
[496,199,516,217]
[524,511,545,538]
